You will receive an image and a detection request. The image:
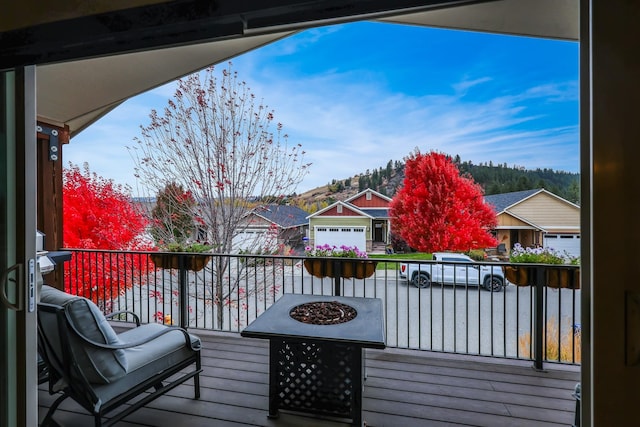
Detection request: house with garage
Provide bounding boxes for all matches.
[484,188,580,257]
[307,189,391,252]
[232,204,309,253]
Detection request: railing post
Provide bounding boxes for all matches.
[178,254,188,329]
[533,265,545,371]
[333,260,342,296]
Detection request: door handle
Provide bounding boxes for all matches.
[0,263,23,311]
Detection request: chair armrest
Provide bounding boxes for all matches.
[64,309,200,351]
[105,310,141,326]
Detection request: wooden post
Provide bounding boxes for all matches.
[36,122,69,289]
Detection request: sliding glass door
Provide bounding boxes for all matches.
[1,68,38,427]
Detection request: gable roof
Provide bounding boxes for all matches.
[484,188,579,213]
[308,188,390,219]
[251,205,308,229]
[484,189,541,212]
[307,201,374,219]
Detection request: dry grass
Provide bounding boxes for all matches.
[519,316,581,363]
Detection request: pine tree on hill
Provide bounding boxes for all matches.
[297,154,580,206]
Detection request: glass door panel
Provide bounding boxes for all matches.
[1,67,38,427]
[0,68,17,427]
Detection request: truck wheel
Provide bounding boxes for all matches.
[483,276,504,292]
[412,272,431,289]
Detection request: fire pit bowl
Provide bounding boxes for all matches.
[290,300,357,325]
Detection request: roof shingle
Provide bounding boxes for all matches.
[484,189,541,212]
[253,205,309,228]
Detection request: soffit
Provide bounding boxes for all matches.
[37,31,294,137]
[379,0,578,41]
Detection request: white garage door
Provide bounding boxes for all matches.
[543,234,580,258]
[232,229,276,253]
[314,226,366,250]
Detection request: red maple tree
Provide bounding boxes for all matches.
[63,163,153,305]
[389,151,498,253]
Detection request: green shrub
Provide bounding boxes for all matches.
[465,249,486,261]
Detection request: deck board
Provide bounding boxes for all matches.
[39,330,580,426]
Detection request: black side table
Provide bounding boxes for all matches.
[241,294,386,426]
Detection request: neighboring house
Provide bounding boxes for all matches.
[232,204,309,253]
[134,197,308,253]
[484,189,580,257]
[307,189,391,252]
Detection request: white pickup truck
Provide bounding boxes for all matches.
[399,252,506,291]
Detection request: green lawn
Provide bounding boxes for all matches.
[368,252,432,270]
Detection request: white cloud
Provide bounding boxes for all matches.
[453,76,493,94]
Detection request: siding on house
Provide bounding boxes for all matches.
[348,193,390,208]
[495,214,534,228]
[321,205,362,216]
[238,215,271,227]
[509,192,579,230]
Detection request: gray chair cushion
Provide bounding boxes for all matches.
[120,323,200,371]
[92,324,201,404]
[39,284,78,306]
[40,285,127,384]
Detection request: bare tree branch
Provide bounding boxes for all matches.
[129,62,310,327]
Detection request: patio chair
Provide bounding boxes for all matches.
[497,243,507,254]
[37,285,202,427]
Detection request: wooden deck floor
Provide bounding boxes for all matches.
[39,330,580,427]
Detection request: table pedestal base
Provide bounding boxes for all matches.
[269,339,363,426]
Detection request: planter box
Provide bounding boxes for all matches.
[150,253,212,271]
[503,266,532,286]
[503,265,580,289]
[303,259,378,279]
[546,268,580,289]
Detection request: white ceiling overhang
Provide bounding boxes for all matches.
[36,0,578,137]
[379,0,578,41]
[37,31,295,136]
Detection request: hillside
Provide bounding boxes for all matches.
[294,156,580,209]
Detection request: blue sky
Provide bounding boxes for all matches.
[66,21,579,195]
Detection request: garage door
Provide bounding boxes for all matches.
[543,234,580,258]
[232,229,276,253]
[314,226,366,250]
